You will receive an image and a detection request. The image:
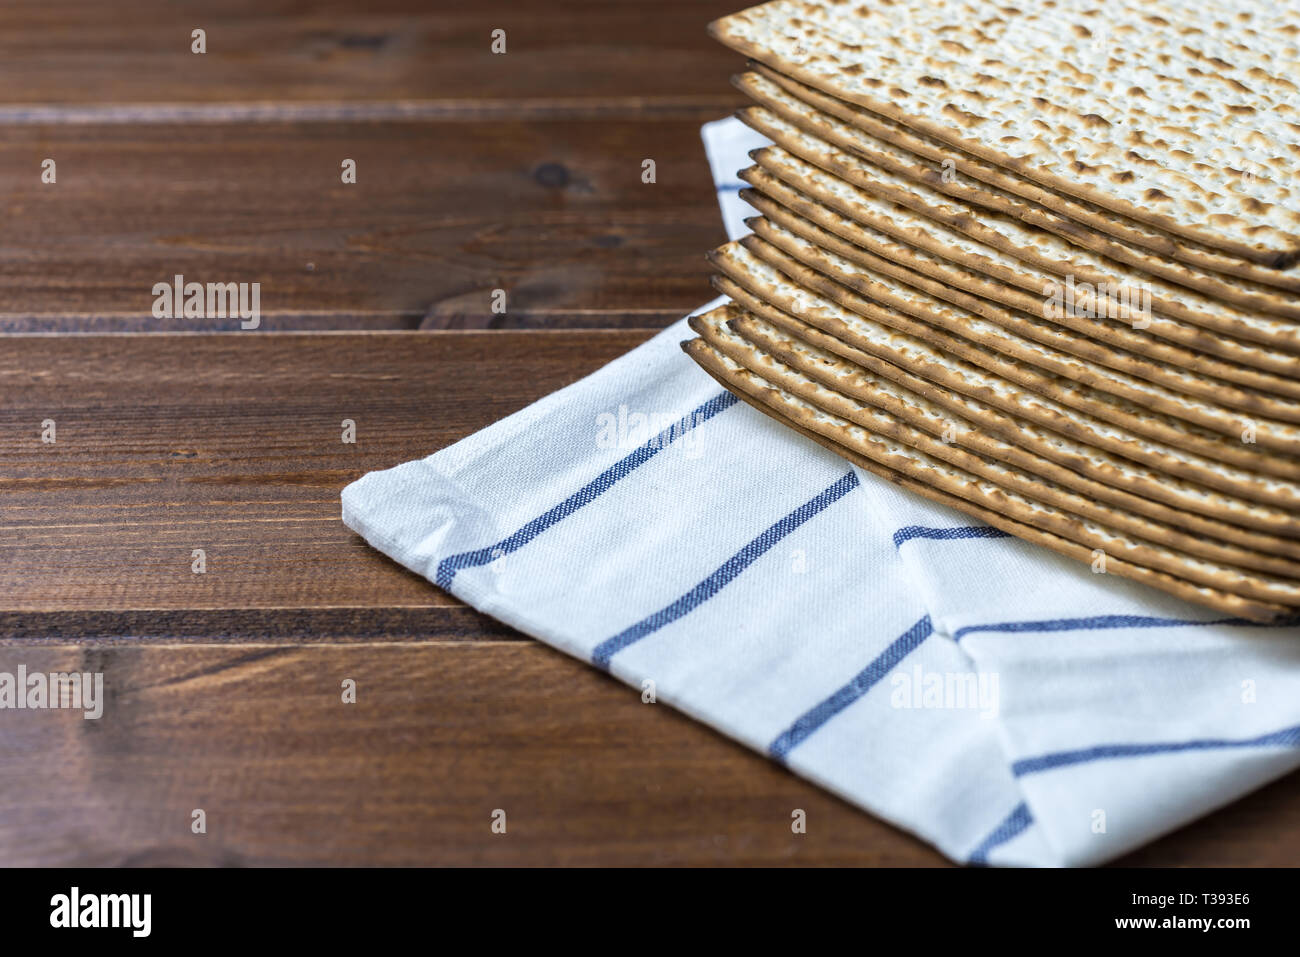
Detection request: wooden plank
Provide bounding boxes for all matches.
[0,607,522,644]
[0,642,949,866]
[0,331,653,620]
[1,0,1292,873]
[0,119,728,326]
[0,640,1294,866]
[4,326,1297,865]
[0,1,748,111]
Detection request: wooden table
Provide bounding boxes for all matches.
[2,0,1296,867]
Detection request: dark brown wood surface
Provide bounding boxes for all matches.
[0,120,728,326]
[0,1,748,109]
[4,332,1299,866]
[0,0,1294,867]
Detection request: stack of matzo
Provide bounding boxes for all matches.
[682,0,1300,622]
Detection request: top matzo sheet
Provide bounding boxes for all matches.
[711,0,1300,265]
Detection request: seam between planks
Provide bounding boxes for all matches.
[0,97,745,125]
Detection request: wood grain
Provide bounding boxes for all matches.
[0,641,1294,866]
[0,642,949,866]
[0,1,747,112]
[0,120,726,326]
[3,0,1295,869]
[0,331,652,617]
[2,330,1297,866]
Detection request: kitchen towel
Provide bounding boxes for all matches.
[340,116,1300,866]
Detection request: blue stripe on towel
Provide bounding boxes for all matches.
[434,390,738,589]
[768,614,934,762]
[892,525,1010,548]
[1012,723,1300,777]
[591,470,860,670]
[954,612,1300,642]
[968,802,1034,866]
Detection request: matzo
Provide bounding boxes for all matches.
[709,240,1300,492]
[703,308,1300,577]
[682,326,1295,622]
[712,0,1300,263]
[723,304,1300,560]
[738,98,1300,337]
[740,152,1300,377]
[739,66,1300,297]
[741,185,1300,404]
[692,309,1300,595]
[714,274,1300,539]
[742,221,1300,454]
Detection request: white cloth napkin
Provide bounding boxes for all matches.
[341,117,1300,866]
